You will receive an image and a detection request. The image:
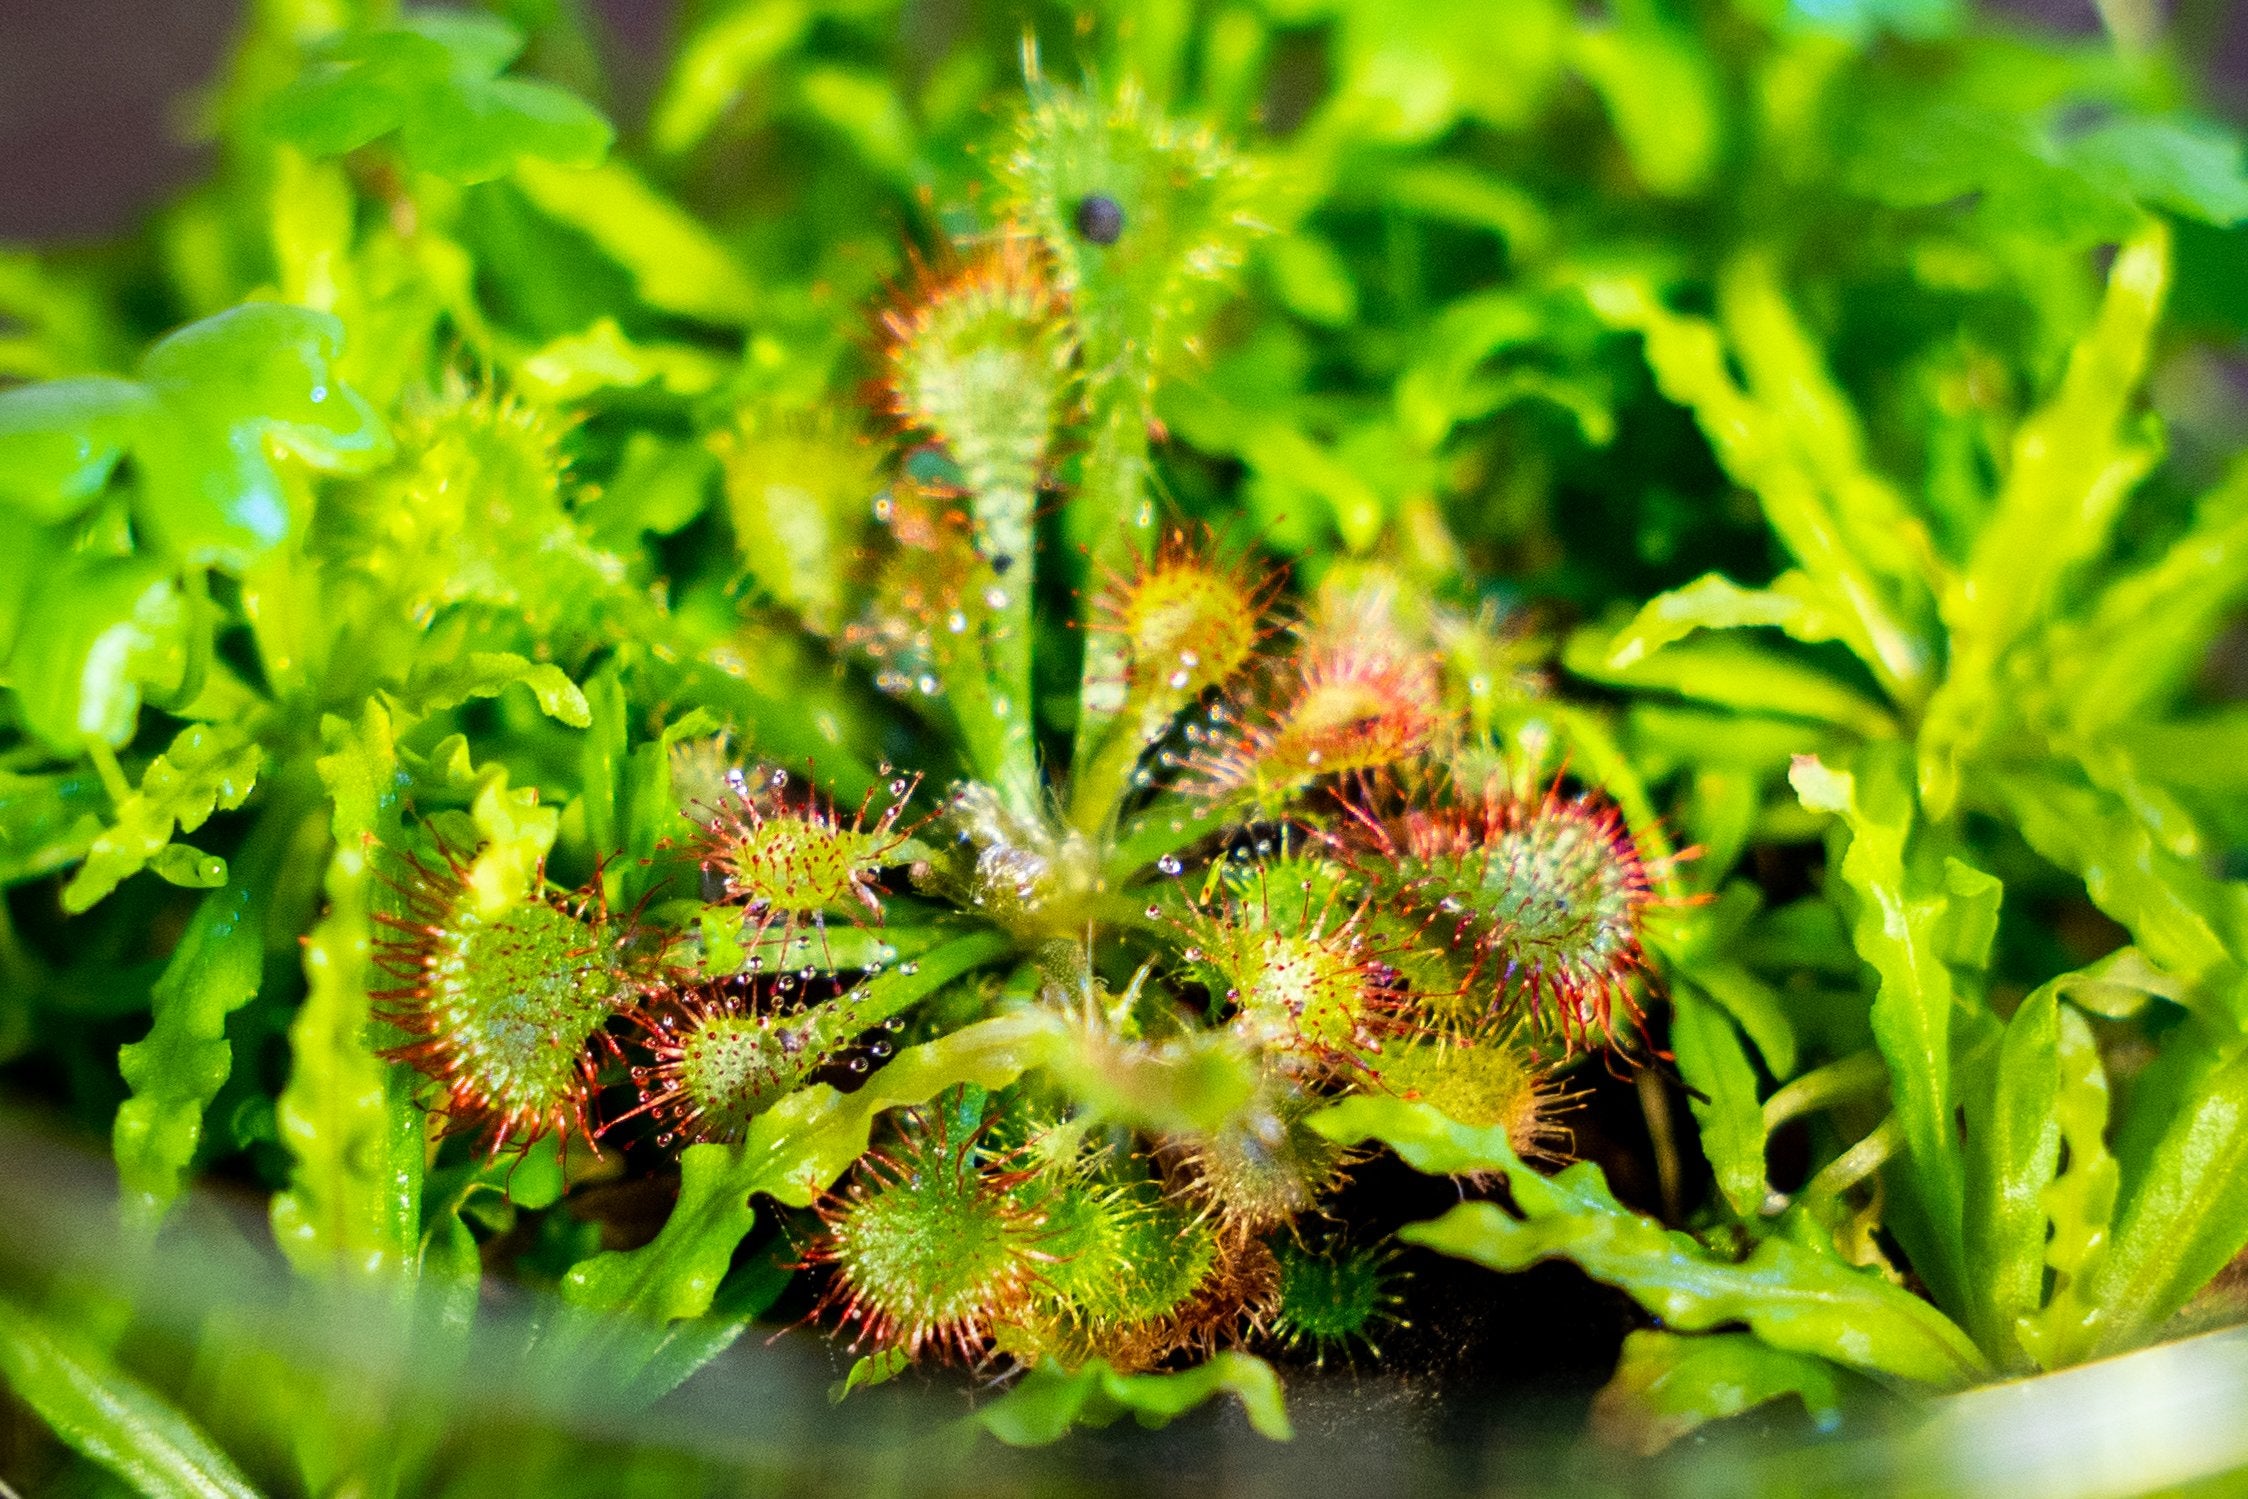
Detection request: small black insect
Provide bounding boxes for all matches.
[1074,194,1124,246]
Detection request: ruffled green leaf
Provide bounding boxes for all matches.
[0,766,106,887]
[1688,958,1799,1080]
[134,303,391,568]
[1791,749,1973,1313]
[1566,14,1719,196]
[398,651,591,729]
[1326,0,1565,146]
[2018,1004,2122,1370]
[975,1353,1292,1446]
[1960,982,2061,1367]
[1314,1094,1987,1387]
[2084,1042,2248,1356]
[1917,223,2168,814]
[1994,771,2242,1009]
[652,0,812,155]
[0,1298,262,1499]
[1671,982,1770,1218]
[270,703,424,1277]
[1590,1329,1843,1456]
[1391,289,1549,449]
[2069,117,2248,226]
[514,318,729,404]
[64,721,264,913]
[113,883,264,1230]
[1581,267,1928,702]
[0,305,386,571]
[1852,107,2248,244]
[0,376,148,520]
[265,11,613,183]
[1566,628,1897,739]
[1604,571,1849,670]
[2058,460,2248,738]
[1714,251,1934,602]
[10,555,190,754]
[623,1246,798,1407]
[515,159,758,327]
[1850,104,2136,244]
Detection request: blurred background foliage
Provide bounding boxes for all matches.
[7,0,2248,1494]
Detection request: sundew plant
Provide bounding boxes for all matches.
[4,0,2248,1492]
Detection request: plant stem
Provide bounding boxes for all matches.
[1763,1048,1890,1131]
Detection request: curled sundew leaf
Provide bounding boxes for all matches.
[1590,1329,1844,1456]
[556,936,1026,1330]
[365,387,621,632]
[1001,78,1263,571]
[714,411,883,638]
[1314,1094,1988,1389]
[264,10,613,183]
[64,721,264,914]
[1001,81,1261,404]
[113,884,264,1231]
[973,1352,1292,1446]
[0,1298,263,1499]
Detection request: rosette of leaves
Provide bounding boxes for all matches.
[4,0,2248,1492]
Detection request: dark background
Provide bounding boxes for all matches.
[1,0,2244,244]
